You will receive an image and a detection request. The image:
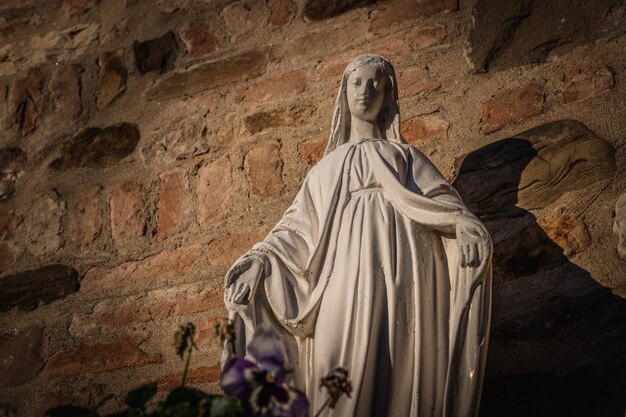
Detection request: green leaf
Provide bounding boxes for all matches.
[162,402,196,417]
[45,405,95,417]
[209,397,245,417]
[164,387,207,408]
[126,383,158,410]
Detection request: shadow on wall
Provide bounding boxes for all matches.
[452,135,626,417]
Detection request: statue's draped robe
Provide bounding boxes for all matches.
[226,139,492,417]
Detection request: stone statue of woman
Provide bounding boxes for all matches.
[223,54,492,417]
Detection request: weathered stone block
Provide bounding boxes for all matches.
[368,0,458,33]
[49,123,140,170]
[44,335,162,378]
[0,265,79,312]
[48,63,82,120]
[157,169,189,240]
[180,23,219,58]
[0,324,43,387]
[0,148,26,201]
[481,83,544,134]
[563,66,614,104]
[268,0,296,26]
[465,0,626,72]
[537,210,590,257]
[110,181,146,240]
[81,245,202,293]
[243,105,314,134]
[68,185,103,246]
[67,0,98,16]
[145,48,269,101]
[7,68,39,136]
[97,51,127,109]
[304,0,371,21]
[133,31,178,74]
[0,243,15,274]
[401,113,449,143]
[141,115,208,164]
[236,69,306,103]
[221,2,256,42]
[453,121,616,219]
[25,190,65,258]
[196,156,231,226]
[244,140,284,197]
[0,24,98,78]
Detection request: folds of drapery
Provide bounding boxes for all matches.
[223,140,492,417]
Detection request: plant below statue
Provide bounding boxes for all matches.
[45,323,351,417]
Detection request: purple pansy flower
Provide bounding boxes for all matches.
[221,325,309,417]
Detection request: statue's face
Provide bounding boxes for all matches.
[346,64,387,123]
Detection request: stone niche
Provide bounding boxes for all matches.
[465,0,626,72]
[453,120,625,417]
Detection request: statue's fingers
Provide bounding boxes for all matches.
[234,284,250,303]
[477,242,484,265]
[459,245,467,267]
[469,243,478,267]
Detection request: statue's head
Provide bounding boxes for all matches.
[325,54,404,155]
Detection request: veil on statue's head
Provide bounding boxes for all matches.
[324,54,406,156]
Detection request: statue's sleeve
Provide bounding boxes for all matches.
[408,146,467,210]
[243,150,348,336]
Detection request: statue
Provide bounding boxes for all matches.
[223,54,492,417]
[614,193,626,260]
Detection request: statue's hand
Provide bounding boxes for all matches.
[455,220,488,268]
[224,256,265,306]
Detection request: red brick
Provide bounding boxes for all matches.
[158,365,221,390]
[236,70,306,103]
[221,2,256,42]
[194,317,229,347]
[481,83,544,134]
[180,23,219,58]
[563,66,614,104]
[368,0,458,33]
[48,63,82,120]
[110,181,146,240]
[81,245,203,294]
[207,229,269,266]
[401,114,449,143]
[268,0,296,26]
[69,185,103,246]
[157,169,189,240]
[0,243,15,274]
[44,335,162,378]
[8,68,39,136]
[197,156,231,226]
[70,284,224,336]
[298,136,328,164]
[24,190,65,258]
[245,140,284,197]
[398,66,441,98]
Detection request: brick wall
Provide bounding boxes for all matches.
[1,0,625,415]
